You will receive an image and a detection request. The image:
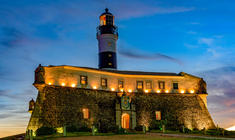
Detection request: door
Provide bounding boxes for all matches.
[122,113,130,129]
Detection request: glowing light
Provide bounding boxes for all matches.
[61,83,65,86]
[93,86,97,89]
[227,125,235,131]
[190,90,195,93]
[111,88,115,91]
[56,127,63,133]
[71,84,76,87]
[156,90,161,93]
[145,90,149,93]
[180,90,185,93]
[120,88,124,92]
[48,82,52,85]
[165,90,169,93]
[128,89,132,93]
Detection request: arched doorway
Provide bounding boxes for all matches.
[122,113,130,129]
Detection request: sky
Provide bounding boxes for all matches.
[1,0,235,137]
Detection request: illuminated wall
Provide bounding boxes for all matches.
[43,66,200,93]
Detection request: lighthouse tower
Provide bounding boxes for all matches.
[97,8,118,70]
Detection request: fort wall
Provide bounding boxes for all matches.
[27,86,215,132]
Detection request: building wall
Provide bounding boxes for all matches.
[27,86,215,133]
[43,66,202,94]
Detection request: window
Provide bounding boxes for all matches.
[108,54,112,57]
[155,111,161,120]
[106,15,113,25]
[173,83,178,89]
[137,81,143,90]
[146,81,152,89]
[80,76,87,85]
[158,81,165,89]
[82,108,89,119]
[108,63,112,66]
[101,78,107,88]
[100,15,106,25]
[118,80,124,89]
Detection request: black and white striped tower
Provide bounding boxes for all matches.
[97,8,118,69]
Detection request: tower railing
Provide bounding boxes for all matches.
[96,25,118,36]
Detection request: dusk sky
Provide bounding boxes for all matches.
[1,0,235,137]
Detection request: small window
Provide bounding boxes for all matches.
[146,81,152,89]
[155,111,161,120]
[173,83,178,89]
[82,108,89,119]
[118,80,124,89]
[108,54,112,57]
[106,15,113,25]
[158,81,165,89]
[101,78,107,88]
[108,63,112,66]
[137,81,143,90]
[80,76,87,85]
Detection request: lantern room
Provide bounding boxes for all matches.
[97,8,118,36]
[100,8,114,26]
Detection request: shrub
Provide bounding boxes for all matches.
[36,126,56,136]
[98,119,116,133]
[115,127,127,134]
[135,125,143,131]
[66,125,78,132]
[78,125,91,132]
[206,128,227,136]
[150,120,161,130]
[109,125,119,133]
[184,127,192,133]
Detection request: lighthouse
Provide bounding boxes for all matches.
[97,8,118,70]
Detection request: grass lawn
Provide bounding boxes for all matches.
[33,132,220,140]
[54,133,214,140]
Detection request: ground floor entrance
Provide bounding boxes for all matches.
[122,113,130,129]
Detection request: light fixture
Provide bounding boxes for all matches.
[144,89,149,93]
[180,90,185,93]
[165,90,169,93]
[111,88,115,91]
[71,84,76,87]
[120,88,124,92]
[156,90,161,93]
[61,83,65,86]
[93,86,97,89]
[128,89,132,93]
[190,90,194,93]
[48,82,52,85]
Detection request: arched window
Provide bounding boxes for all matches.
[82,108,89,119]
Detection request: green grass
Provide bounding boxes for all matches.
[31,132,222,140]
[29,130,235,140]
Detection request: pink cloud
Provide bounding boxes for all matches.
[224,99,235,107]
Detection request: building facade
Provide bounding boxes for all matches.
[27,9,215,133]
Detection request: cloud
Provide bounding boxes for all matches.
[0,90,13,98]
[118,47,183,65]
[114,3,194,19]
[0,27,24,49]
[187,31,197,35]
[0,114,13,119]
[189,22,200,25]
[198,66,235,127]
[184,43,198,48]
[199,38,214,46]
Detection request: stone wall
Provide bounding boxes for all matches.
[133,93,215,130]
[27,86,215,132]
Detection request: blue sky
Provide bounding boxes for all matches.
[1,0,235,137]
